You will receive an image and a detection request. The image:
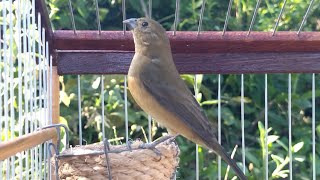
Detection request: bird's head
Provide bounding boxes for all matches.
[123,17,170,50]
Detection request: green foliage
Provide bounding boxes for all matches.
[46,0,320,179]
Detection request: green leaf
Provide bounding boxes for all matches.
[292,142,304,153]
[271,154,284,164]
[92,76,101,89]
[230,96,252,103]
[294,156,305,162]
[267,135,279,145]
[60,91,70,107]
[201,100,219,105]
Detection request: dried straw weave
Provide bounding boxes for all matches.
[53,139,180,180]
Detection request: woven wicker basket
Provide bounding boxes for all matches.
[52,138,180,180]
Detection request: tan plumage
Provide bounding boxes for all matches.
[124,17,247,180]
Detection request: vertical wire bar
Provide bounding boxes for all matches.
[49,56,53,148]
[148,0,153,143]
[265,74,268,180]
[297,0,315,35]
[148,0,152,18]
[27,7,35,179]
[50,56,53,125]
[288,74,292,180]
[122,0,129,143]
[124,76,129,142]
[0,4,2,178]
[94,0,101,34]
[3,0,8,148]
[222,0,234,35]
[139,0,148,17]
[122,0,126,34]
[247,0,262,36]
[67,0,81,147]
[45,41,49,126]
[42,26,48,180]
[217,74,221,180]
[2,0,10,178]
[197,0,206,36]
[78,75,82,145]
[312,73,316,180]
[22,1,30,179]
[101,75,105,140]
[30,7,36,178]
[31,0,39,178]
[68,0,77,34]
[16,0,23,178]
[194,75,199,180]
[173,0,180,36]
[272,0,287,36]
[37,13,44,180]
[45,41,50,177]
[148,115,152,142]
[8,0,15,178]
[241,74,245,174]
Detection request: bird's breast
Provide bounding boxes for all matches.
[128,76,169,121]
[128,76,203,144]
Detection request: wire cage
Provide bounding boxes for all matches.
[1,0,320,179]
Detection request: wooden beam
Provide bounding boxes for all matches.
[0,128,57,161]
[35,0,53,53]
[53,31,320,53]
[57,51,320,74]
[54,31,320,74]
[52,66,60,143]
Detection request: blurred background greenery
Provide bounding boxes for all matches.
[48,0,320,179]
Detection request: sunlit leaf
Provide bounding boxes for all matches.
[267,135,279,145]
[292,142,304,153]
[294,157,305,162]
[60,91,70,107]
[230,96,252,103]
[92,76,101,89]
[201,100,219,105]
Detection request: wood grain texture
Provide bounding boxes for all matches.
[54,31,320,74]
[53,31,320,53]
[57,51,320,74]
[0,128,57,161]
[35,0,53,53]
[52,66,60,144]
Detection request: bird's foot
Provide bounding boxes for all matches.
[126,139,134,152]
[138,135,179,156]
[166,134,179,144]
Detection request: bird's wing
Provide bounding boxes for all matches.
[139,59,217,144]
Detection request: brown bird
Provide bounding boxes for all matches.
[123,17,247,180]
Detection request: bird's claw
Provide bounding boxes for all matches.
[166,134,179,144]
[139,142,162,157]
[126,139,133,151]
[138,135,180,157]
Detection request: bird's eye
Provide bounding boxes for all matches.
[142,22,148,27]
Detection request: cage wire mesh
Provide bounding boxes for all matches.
[0,0,53,179]
[1,0,320,179]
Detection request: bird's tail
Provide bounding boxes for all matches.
[208,142,247,180]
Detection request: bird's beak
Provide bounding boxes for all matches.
[123,18,138,30]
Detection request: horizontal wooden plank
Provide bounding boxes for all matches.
[0,128,57,161]
[53,31,320,53]
[57,51,320,75]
